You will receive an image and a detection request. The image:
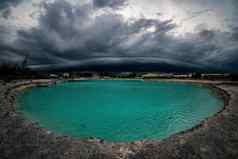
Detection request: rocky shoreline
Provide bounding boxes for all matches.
[0,79,238,159]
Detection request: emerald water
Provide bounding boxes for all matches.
[18,80,223,142]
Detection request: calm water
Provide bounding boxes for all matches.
[17,80,223,142]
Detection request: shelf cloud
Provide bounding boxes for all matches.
[0,0,238,72]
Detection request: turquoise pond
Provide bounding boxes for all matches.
[17,80,223,142]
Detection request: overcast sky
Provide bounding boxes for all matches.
[0,0,238,72]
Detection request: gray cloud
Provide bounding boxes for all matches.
[0,0,23,10]
[0,0,238,73]
[181,9,213,22]
[13,0,177,63]
[0,0,24,18]
[92,0,127,9]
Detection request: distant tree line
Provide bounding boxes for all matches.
[0,63,34,81]
[0,55,37,81]
[1,59,238,82]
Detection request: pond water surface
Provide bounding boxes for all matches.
[18,80,223,142]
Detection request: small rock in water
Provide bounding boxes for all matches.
[46,130,52,135]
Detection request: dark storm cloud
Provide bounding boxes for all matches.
[231,27,238,41]
[92,0,127,9]
[0,0,23,10]
[1,9,11,19]
[0,0,24,18]
[12,0,178,65]
[0,0,238,73]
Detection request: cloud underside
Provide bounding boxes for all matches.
[0,0,238,72]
